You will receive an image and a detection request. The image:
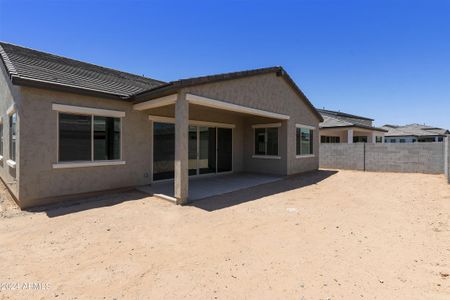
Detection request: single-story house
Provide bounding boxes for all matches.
[0,42,323,208]
[318,109,387,143]
[382,124,449,143]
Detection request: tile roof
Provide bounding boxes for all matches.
[319,114,387,132]
[316,108,374,121]
[382,124,449,137]
[0,42,165,99]
[0,42,323,122]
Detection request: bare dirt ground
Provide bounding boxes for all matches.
[1,170,449,300]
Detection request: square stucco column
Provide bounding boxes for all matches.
[347,129,354,144]
[174,92,189,204]
[370,131,377,144]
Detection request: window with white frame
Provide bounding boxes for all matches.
[58,113,121,162]
[296,126,314,156]
[253,124,279,157]
[9,112,17,162]
[321,136,340,143]
[0,120,3,157]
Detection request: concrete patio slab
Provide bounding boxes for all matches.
[137,173,283,202]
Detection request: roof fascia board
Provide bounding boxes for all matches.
[11,76,127,100]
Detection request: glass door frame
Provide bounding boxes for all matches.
[188,125,233,178]
[150,116,234,182]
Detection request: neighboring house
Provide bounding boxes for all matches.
[318,109,387,143]
[382,124,449,143]
[0,42,323,208]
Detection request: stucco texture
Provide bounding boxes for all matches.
[182,72,321,175]
[0,61,21,200]
[18,87,152,208]
[2,71,321,208]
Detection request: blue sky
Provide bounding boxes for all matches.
[0,0,449,128]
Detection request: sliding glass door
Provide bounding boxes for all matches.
[153,122,232,181]
[217,128,232,173]
[153,122,175,181]
[199,127,216,175]
[188,126,198,176]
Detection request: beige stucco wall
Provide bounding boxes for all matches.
[0,61,21,200]
[2,70,320,208]
[182,72,321,175]
[18,87,152,208]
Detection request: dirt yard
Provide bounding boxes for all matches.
[1,170,449,299]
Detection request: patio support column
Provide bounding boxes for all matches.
[371,132,377,143]
[347,129,354,144]
[174,92,189,204]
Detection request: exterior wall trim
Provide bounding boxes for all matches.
[52,103,126,118]
[186,93,290,120]
[296,123,316,130]
[148,115,236,128]
[133,94,177,111]
[252,123,282,128]
[252,155,281,160]
[52,160,126,169]
[6,159,16,168]
[6,104,15,115]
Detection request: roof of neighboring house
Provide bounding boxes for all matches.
[320,115,387,132]
[133,66,323,121]
[0,42,323,121]
[0,42,165,99]
[316,108,374,121]
[382,124,450,137]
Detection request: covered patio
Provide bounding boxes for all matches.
[137,173,283,203]
[320,127,386,144]
[133,92,290,204]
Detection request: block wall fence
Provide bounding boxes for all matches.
[320,142,448,177]
[445,137,449,183]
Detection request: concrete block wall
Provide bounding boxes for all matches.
[445,137,449,183]
[320,142,446,175]
[319,144,365,171]
[365,143,444,174]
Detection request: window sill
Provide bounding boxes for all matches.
[296,154,315,159]
[252,155,281,160]
[53,160,126,169]
[6,159,16,168]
